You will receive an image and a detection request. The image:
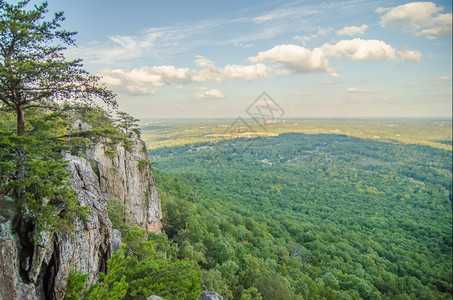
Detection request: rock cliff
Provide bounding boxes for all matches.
[87,134,162,233]
[0,135,162,300]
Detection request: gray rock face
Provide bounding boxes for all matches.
[87,134,162,233]
[0,238,20,300]
[50,154,114,299]
[147,296,165,300]
[0,134,163,299]
[198,291,226,300]
[112,229,122,252]
[0,155,113,299]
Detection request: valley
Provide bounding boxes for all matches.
[145,119,452,299]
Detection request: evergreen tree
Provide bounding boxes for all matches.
[0,0,116,136]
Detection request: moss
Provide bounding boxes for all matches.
[138,159,149,172]
[108,167,118,173]
[90,162,101,184]
[104,149,116,160]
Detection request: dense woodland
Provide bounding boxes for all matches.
[147,124,452,300]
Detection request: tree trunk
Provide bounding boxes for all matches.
[16,106,25,136]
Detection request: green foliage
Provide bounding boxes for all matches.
[151,128,452,300]
[240,287,262,300]
[201,269,233,299]
[65,221,203,300]
[120,224,202,300]
[138,159,149,172]
[121,224,156,261]
[107,199,127,230]
[119,225,202,300]
[0,102,142,238]
[64,271,89,300]
[115,111,140,136]
[0,0,116,136]
[86,250,130,300]
[125,257,202,300]
[0,130,88,236]
[256,273,299,300]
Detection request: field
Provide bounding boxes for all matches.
[141,119,452,151]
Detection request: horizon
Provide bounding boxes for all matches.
[139,117,453,122]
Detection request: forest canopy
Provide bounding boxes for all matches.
[148,123,452,300]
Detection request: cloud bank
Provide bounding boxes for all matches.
[377,2,452,39]
[100,57,271,95]
[101,38,423,96]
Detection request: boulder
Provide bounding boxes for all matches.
[147,296,164,300]
[198,291,225,300]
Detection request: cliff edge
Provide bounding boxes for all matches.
[0,135,162,300]
[87,134,162,233]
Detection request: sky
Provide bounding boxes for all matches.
[35,0,452,118]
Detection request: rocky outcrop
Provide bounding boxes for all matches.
[87,134,162,233]
[0,155,114,300]
[0,238,21,300]
[198,291,225,300]
[49,154,113,299]
[147,296,164,300]
[0,135,163,299]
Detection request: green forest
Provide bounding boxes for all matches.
[146,122,452,300]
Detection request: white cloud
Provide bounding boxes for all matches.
[100,66,192,95]
[438,76,451,81]
[235,43,254,48]
[321,38,396,61]
[377,2,452,39]
[194,56,271,82]
[397,46,422,62]
[174,85,191,90]
[195,56,216,68]
[330,72,341,78]
[101,75,123,86]
[249,44,331,73]
[283,91,316,97]
[196,89,225,99]
[100,57,271,95]
[125,85,158,96]
[293,28,333,46]
[101,66,192,88]
[348,88,378,93]
[293,35,312,43]
[336,24,368,36]
[223,64,271,80]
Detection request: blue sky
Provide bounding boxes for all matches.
[40,0,451,118]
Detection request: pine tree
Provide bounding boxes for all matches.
[0,0,116,136]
